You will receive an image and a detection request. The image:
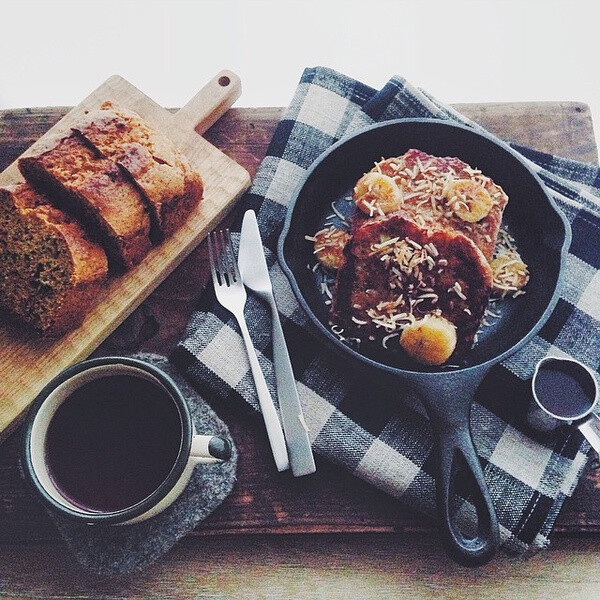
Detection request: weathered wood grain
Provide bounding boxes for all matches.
[1,534,599,599]
[0,102,598,551]
[2,102,596,174]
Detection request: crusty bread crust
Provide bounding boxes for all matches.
[73,101,203,240]
[6,102,204,336]
[19,135,152,269]
[0,183,108,335]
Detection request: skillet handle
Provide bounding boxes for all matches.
[435,422,500,566]
[416,375,500,567]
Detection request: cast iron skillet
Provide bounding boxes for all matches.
[277,119,571,567]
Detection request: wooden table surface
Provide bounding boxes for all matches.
[0,102,599,598]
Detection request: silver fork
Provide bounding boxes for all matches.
[208,229,289,472]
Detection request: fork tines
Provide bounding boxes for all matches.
[208,229,240,288]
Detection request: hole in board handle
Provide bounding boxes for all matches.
[218,76,231,87]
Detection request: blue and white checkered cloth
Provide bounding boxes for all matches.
[175,67,600,554]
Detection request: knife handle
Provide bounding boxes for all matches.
[270,300,316,476]
[236,313,289,472]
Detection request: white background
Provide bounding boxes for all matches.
[0,0,598,149]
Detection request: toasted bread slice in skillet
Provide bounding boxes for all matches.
[354,149,508,262]
[331,213,492,361]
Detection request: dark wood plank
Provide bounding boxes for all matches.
[0,103,598,545]
[453,101,598,163]
[1,534,599,598]
[1,103,597,174]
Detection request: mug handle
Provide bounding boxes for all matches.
[191,435,232,464]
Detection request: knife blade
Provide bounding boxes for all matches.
[238,210,316,476]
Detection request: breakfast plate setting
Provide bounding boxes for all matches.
[1,66,599,573]
[177,67,599,563]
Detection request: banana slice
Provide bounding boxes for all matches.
[354,172,403,216]
[490,252,529,297]
[443,179,493,223]
[399,315,457,365]
[312,227,351,270]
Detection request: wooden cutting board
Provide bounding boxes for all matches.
[0,71,251,442]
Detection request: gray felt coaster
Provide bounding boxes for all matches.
[46,352,238,576]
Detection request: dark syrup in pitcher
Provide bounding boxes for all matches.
[534,359,597,420]
[45,375,182,512]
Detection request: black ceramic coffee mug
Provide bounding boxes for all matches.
[21,356,232,525]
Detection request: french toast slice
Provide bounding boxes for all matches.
[356,149,508,261]
[331,213,492,361]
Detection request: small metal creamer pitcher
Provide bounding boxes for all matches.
[528,357,600,454]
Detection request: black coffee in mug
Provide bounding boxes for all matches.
[45,374,182,513]
[23,357,231,525]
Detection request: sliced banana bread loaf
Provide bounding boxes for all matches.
[19,134,152,269]
[0,183,108,335]
[73,101,203,240]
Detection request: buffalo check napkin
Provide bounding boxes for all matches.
[175,67,600,554]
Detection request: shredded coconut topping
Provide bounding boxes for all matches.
[306,155,529,359]
[374,152,505,222]
[491,227,530,298]
[361,235,447,333]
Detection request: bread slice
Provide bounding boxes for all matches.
[19,134,152,270]
[0,183,108,335]
[331,213,492,361]
[366,149,508,262]
[73,101,203,240]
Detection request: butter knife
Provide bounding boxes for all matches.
[238,210,316,476]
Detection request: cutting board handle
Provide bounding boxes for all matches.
[171,70,242,135]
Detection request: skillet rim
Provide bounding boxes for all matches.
[277,118,572,376]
